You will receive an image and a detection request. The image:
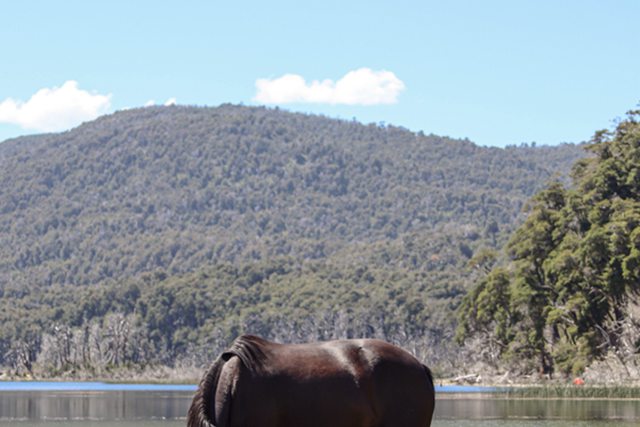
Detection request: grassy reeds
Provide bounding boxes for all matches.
[504,385,640,399]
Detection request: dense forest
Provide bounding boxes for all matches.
[457,110,640,380]
[0,104,585,378]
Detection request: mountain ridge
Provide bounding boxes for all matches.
[0,105,585,290]
[0,104,587,373]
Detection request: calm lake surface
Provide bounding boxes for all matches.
[1,382,639,426]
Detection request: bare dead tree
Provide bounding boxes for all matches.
[5,336,40,376]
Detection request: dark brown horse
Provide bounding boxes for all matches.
[187,335,435,427]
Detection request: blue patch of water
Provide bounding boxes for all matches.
[0,381,500,393]
[436,385,500,393]
[0,381,197,392]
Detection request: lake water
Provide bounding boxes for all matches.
[1,382,639,426]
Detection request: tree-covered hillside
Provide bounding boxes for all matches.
[457,110,640,378]
[0,105,585,376]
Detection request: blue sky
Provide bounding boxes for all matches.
[1,0,638,147]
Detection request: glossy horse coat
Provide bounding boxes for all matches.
[187,335,435,427]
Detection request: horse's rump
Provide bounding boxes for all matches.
[187,335,435,427]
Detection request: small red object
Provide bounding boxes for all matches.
[573,378,585,385]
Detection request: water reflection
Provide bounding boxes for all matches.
[436,397,640,421]
[1,390,639,423]
[0,390,192,421]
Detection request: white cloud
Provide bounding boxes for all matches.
[0,81,111,132]
[144,98,176,107]
[254,68,405,106]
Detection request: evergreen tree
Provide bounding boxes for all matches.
[457,110,640,376]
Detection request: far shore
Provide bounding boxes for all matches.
[2,370,639,400]
[0,365,202,386]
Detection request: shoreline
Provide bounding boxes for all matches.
[1,378,639,400]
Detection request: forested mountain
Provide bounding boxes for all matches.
[0,104,585,376]
[457,110,640,379]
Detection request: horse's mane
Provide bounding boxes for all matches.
[223,334,270,374]
[186,335,270,427]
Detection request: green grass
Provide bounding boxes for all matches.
[504,385,640,399]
